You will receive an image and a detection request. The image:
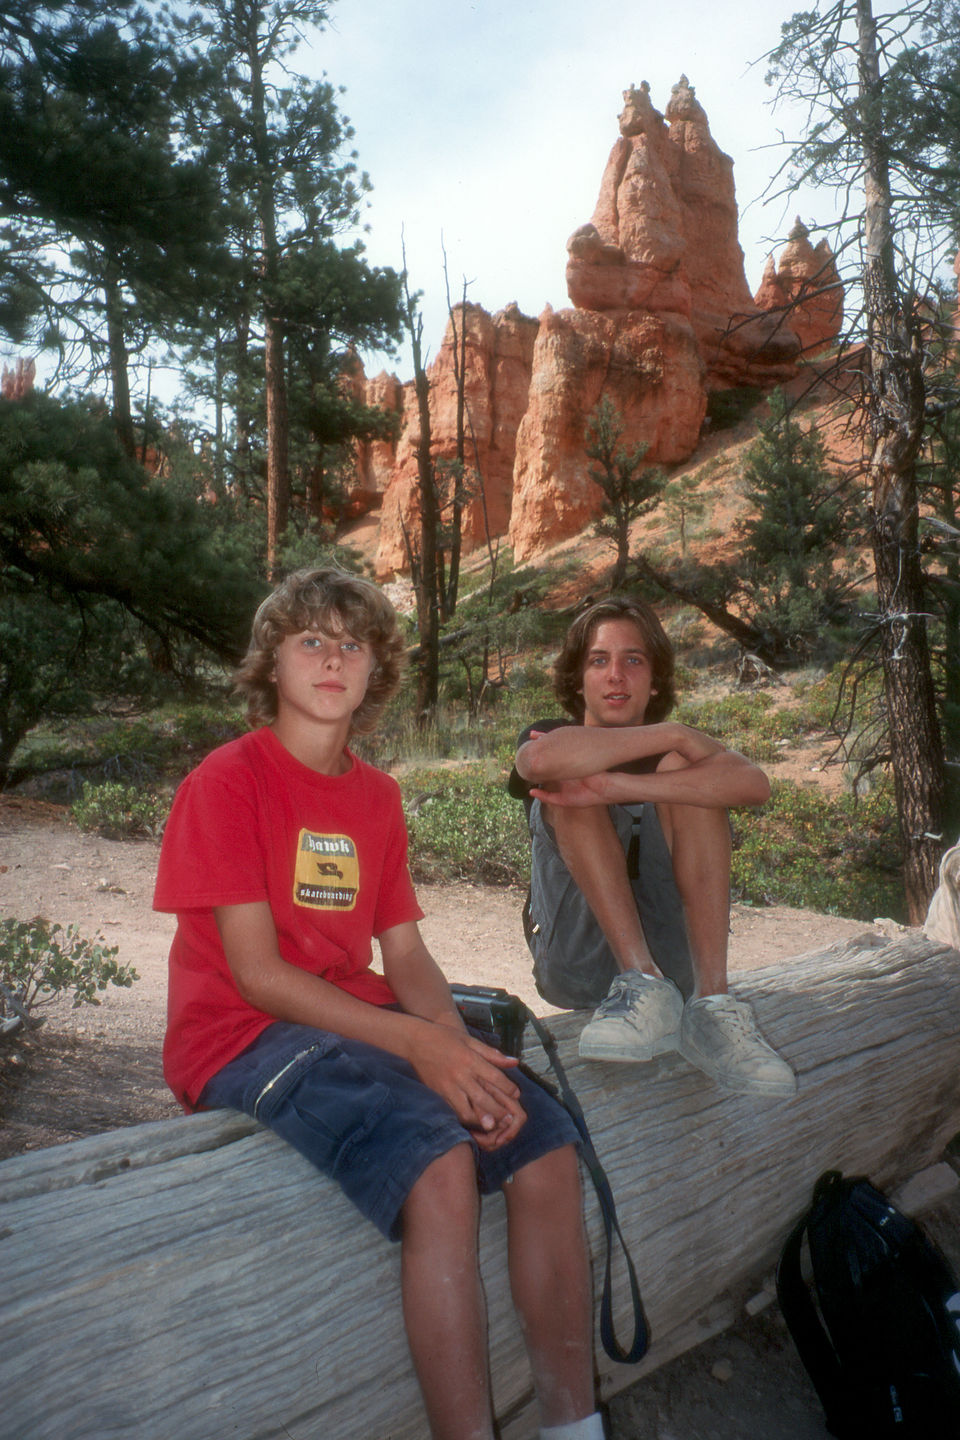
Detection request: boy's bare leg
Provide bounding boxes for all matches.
[401,1144,494,1440]
[655,799,732,997]
[503,1146,597,1427]
[542,801,659,977]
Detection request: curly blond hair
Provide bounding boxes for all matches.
[235,567,405,734]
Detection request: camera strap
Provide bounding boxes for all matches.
[521,1007,650,1365]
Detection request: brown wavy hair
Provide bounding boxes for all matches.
[553,596,676,723]
[234,567,405,734]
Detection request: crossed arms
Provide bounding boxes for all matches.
[515,721,770,811]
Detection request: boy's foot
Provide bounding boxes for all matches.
[679,994,797,1098]
[578,971,683,1063]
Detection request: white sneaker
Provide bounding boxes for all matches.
[680,994,797,1098]
[578,971,683,1063]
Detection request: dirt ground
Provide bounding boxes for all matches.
[1,796,957,1440]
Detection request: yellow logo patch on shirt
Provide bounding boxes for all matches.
[293,831,359,910]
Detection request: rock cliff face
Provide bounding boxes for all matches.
[338,358,404,518]
[508,305,704,561]
[374,302,538,579]
[753,218,844,356]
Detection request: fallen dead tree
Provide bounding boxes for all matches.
[2,931,959,1440]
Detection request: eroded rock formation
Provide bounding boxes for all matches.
[754,218,844,356]
[374,302,538,578]
[1,358,35,399]
[508,305,704,561]
[565,77,800,389]
[339,357,404,517]
[509,76,799,560]
[352,76,809,570]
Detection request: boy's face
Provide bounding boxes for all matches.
[271,624,375,732]
[579,618,657,728]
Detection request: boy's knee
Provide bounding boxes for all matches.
[508,1143,581,1207]
[404,1142,478,1232]
[659,799,731,857]
[543,800,624,857]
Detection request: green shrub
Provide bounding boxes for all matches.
[400,767,529,886]
[0,917,138,1032]
[71,781,169,839]
[732,779,904,921]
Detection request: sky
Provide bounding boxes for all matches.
[301,0,830,378]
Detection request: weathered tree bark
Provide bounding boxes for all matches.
[2,933,958,1440]
[856,0,945,920]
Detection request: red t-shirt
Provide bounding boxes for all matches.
[154,726,423,1110]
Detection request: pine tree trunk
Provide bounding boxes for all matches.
[247,17,288,578]
[104,266,136,460]
[413,359,440,719]
[857,0,945,920]
[264,313,289,575]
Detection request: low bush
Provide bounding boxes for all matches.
[72,781,169,840]
[675,691,817,761]
[732,779,904,922]
[400,766,529,887]
[0,916,138,1034]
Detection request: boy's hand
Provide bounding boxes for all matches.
[529,774,610,807]
[411,1024,527,1150]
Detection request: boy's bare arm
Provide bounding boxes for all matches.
[516,721,723,783]
[519,723,769,810]
[214,903,525,1148]
[529,748,770,810]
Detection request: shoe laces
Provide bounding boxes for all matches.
[595,974,642,1018]
[698,996,757,1044]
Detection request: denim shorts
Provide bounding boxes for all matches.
[525,799,694,1009]
[200,1020,579,1242]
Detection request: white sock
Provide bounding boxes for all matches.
[540,1414,605,1440]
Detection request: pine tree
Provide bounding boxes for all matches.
[585,395,666,591]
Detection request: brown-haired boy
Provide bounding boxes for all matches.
[155,567,604,1440]
[511,595,796,1098]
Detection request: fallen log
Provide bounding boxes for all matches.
[2,931,959,1440]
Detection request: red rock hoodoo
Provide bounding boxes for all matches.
[753,217,844,356]
[508,76,800,560]
[1,358,35,400]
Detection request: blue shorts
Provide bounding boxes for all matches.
[200,1020,579,1242]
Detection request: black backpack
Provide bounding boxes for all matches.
[776,1169,960,1438]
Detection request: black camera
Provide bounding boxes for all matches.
[450,983,527,1058]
